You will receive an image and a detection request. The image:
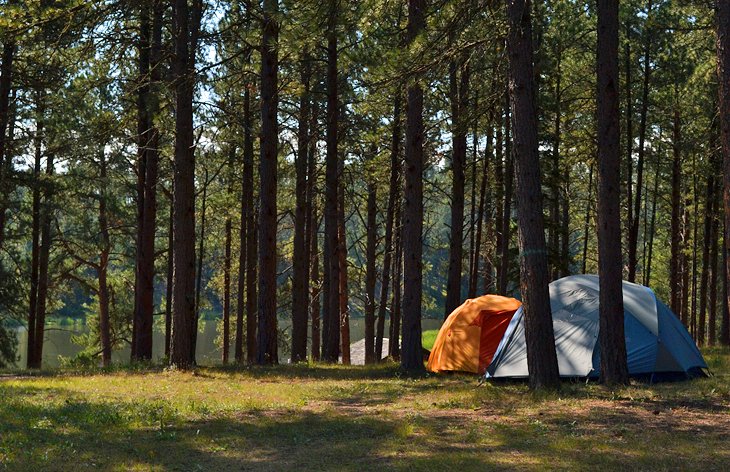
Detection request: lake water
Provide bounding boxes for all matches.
[12,317,443,368]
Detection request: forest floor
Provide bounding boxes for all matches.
[1,349,729,471]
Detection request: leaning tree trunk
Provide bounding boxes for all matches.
[401,0,426,372]
[256,0,280,365]
[716,0,730,347]
[170,0,201,369]
[291,51,311,363]
[506,0,559,390]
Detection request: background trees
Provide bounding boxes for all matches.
[0,0,727,374]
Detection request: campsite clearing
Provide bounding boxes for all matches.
[1,348,729,471]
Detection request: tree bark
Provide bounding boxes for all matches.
[256,0,279,364]
[132,0,162,362]
[0,39,15,249]
[643,161,660,287]
[499,90,514,295]
[308,100,320,361]
[670,105,682,315]
[165,195,173,358]
[34,143,54,367]
[291,51,311,363]
[235,76,253,364]
[506,0,559,390]
[222,151,234,364]
[170,0,202,369]
[596,0,628,385]
[338,174,350,364]
[445,58,469,318]
[628,0,654,283]
[193,170,208,363]
[716,0,730,348]
[699,172,715,346]
[401,0,426,372]
[582,163,594,274]
[26,95,43,369]
[97,148,112,367]
[709,190,719,346]
[364,169,377,364]
[389,196,403,360]
[323,0,340,363]
[376,95,401,361]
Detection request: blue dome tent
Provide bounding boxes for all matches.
[486,275,708,380]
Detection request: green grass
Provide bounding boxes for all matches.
[422,329,439,351]
[1,349,729,471]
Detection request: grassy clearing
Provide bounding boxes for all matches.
[1,349,729,471]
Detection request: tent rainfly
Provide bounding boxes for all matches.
[486,275,708,380]
[427,295,521,374]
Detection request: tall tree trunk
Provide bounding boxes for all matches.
[680,197,691,325]
[628,0,654,283]
[133,0,162,362]
[244,81,257,363]
[389,196,403,360]
[364,172,377,364]
[716,0,730,348]
[582,163,594,274]
[624,24,633,279]
[401,0,426,372]
[506,0,559,390]
[560,181,570,277]
[338,175,350,364]
[699,173,715,346]
[165,195,173,358]
[310,209,321,361]
[291,51,311,363]
[0,39,15,249]
[499,90,514,294]
[494,105,505,289]
[722,223,730,345]
[34,148,54,367]
[376,95,401,361]
[644,161,660,287]
[170,0,202,369]
[691,159,699,337]
[323,0,340,363]
[192,170,208,362]
[709,193,719,346]
[445,59,469,317]
[670,106,682,315]
[467,97,479,298]
[308,100,320,361]
[98,148,112,367]
[235,78,252,364]
[597,0,628,385]
[550,53,562,279]
[256,0,279,364]
[222,151,234,364]
[474,112,494,295]
[26,95,43,369]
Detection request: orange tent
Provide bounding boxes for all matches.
[427,295,521,374]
